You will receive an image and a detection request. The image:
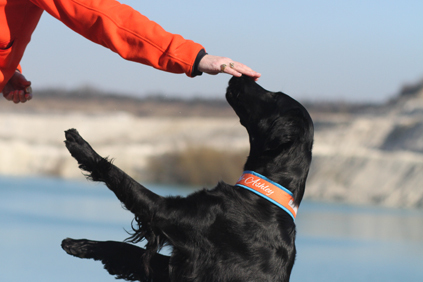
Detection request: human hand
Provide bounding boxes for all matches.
[2,71,32,103]
[198,55,261,81]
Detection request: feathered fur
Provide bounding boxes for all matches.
[61,75,314,281]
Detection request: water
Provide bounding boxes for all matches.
[1,176,422,281]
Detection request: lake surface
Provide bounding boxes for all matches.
[1,175,422,281]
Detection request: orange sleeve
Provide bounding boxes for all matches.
[1,0,43,92]
[29,0,205,77]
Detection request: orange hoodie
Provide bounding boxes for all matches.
[0,0,205,93]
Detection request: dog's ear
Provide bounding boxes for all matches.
[265,117,301,151]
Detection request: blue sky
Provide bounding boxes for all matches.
[21,0,423,102]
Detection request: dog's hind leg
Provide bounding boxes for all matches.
[64,129,163,220]
[61,238,170,282]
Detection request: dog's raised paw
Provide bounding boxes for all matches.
[61,238,98,259]
[64,129,101,169]
[64,128,88,145]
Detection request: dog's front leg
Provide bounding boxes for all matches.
[64,129,163,220]
[61,238,170,282]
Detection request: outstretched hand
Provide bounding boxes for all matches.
[198,55,261,81]
[2,71,32,103]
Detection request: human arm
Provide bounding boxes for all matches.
[28,0,260,80]
[29,0,204,77]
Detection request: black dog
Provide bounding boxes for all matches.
[61,75,314,282]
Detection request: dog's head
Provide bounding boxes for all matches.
[226,76,314,205]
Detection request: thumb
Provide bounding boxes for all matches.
[17,74,31,87]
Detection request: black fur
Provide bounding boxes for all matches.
[61,76,314,281]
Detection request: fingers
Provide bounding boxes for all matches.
[3,89,32,103]
[2,71,33,104]
[198,55,261,80]
[220,61,261,81]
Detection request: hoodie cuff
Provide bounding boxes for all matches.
[191,49,207,77]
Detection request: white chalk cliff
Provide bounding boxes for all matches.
[307,79,423,208]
